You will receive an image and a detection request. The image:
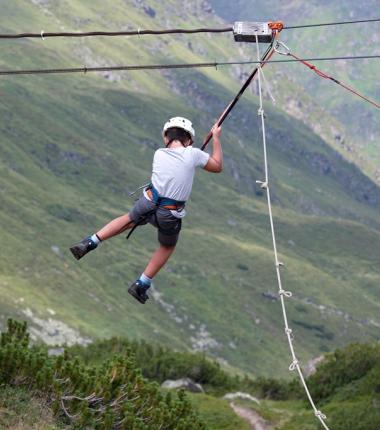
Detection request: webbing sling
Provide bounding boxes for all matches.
[148,185,186,209]
[126,185,184,240]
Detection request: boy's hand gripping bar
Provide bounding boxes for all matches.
[201,34,279,151]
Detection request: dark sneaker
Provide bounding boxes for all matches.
[70,236,98,260]
[128,280,150,304]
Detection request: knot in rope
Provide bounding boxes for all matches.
[285,328,294,340]
[289,359,299,371]
[279,289,292,298]
[255,180,268,190]
[315,410,327,420]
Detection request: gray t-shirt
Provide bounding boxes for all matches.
[151,146,210,202]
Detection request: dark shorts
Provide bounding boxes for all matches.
[129,196,182,246]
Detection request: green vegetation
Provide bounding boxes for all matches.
[0,319,205,429]
[69,338,242,394]
[2,320,379,429]
[0,0,379,381]
[68,337,299,398]
[307,343,380,403]
[187,393,251,430]
[237,342,380,429]
[0,385,67,429]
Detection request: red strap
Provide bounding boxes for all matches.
[289,52,380,110]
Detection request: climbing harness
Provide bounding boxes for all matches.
[254,35,330,430]
[275,40,380,110]
[201,25,283,151]
[126,184,184,240]
[145,185,186,211]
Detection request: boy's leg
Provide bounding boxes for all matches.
[70,213,134,260]
[128,244,176,304]
[96,213,134,241]
[143,244,176,278]
[70,195,156,261]
[128,211,180,304]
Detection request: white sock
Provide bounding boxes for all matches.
[91,234,101,245]
[139,273,152,286]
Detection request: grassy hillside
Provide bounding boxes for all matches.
[0,386,67,429]
[244,342,380,429]
[2,321,379,429]
[0,0,379,379]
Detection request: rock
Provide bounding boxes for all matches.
[224,392,260,405]
[22,308,92,346]
[51,245,63,258]
[190,324,221,352]
[262,292,278,302]
[304,355,325,377]
[161,378,204,393]
[48,347,65,356]
[143,6,156,17]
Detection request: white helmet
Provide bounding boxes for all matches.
[163,117,195,139]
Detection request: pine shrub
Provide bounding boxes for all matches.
[307,343,380,403]
[0,319,205,429]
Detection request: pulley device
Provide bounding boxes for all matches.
[233,22,274,43]
[201,21,283,150]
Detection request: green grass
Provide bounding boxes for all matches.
[0,0,379,380]
[0,386,67,429]
[1,388,238,430]
[187,393,251,430]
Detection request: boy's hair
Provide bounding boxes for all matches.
[165,127,192,146]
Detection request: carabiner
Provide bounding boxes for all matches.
[129,182,150,197]
[274,40,291,56]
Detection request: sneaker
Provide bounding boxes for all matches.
[70,236,98,260]
[128,280,150,304]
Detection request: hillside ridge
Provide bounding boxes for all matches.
[0,0,379,378]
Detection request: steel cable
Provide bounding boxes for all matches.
[0,18,379,39]
[0,55,378,76]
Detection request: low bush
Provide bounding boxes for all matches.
[69,338,242,394]
[307,343,380,403]
[0,319,205,429]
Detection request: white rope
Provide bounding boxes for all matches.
[254,34,330,430]
[259,66,276,104]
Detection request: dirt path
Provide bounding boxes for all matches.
[230,402,272,430]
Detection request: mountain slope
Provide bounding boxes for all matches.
[0,0,379,378]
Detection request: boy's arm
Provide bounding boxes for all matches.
[204,124,223,173]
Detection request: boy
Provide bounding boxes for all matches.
[70,117,223,304]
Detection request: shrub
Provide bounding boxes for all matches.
[307,343,380,403]
[0,319,205,429]
[69,338,242,394]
